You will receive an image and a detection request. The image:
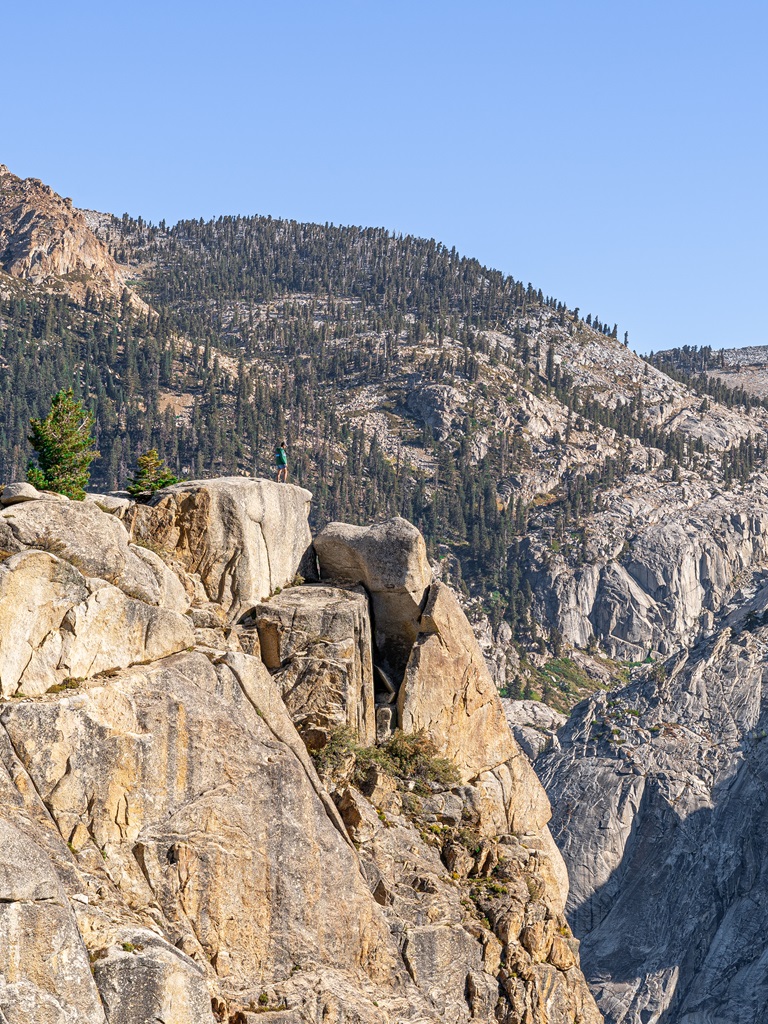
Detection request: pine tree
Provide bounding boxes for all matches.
[127,448,180,495]
[27,389,99,500]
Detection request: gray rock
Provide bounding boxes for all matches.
[405,383,466,441]
[503,699,566,760]
[93,938,214,1024]
[539,616,768,1023]
[530,492,768,660]
[0,481,41,504]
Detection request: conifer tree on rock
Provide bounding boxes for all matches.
[127,448,179,495]
[27,388,99,500]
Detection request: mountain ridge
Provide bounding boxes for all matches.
[4,163,768,1022]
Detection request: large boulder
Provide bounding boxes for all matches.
[92,938,214,1024]
[0,481,42,505]
[246,584,376,747]
[128,478,315,621]
[0,498,188,612]
[314,518,431,677]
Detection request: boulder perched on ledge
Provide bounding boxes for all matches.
[246,584,376,747]
[128,477,316,620]
[314,517,431,677]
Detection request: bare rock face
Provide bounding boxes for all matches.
[0,485,598,1024]
[92,938,214,1024]
[0,165,140,305]
[244,584,376,747]
[405,382,466,441]
[398,581,517,782]
[0,818,106,1023]
[530,490,768,660]
[0,549,194,697]
[129,478,315,621]
[0,650,415,1018]
[538,598,768,1024]
[0,497,189,612]
[314,517,431,677]
[503,699,567,760]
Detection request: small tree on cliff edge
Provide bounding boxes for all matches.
[27,389,99,500]
[127,449,179,496]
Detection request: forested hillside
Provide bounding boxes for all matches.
[3,166,768,705]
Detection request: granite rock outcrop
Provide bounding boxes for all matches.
[537,582,768,1024]
[0,479,600,1024]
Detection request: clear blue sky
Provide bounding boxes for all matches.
[4,0,766,353]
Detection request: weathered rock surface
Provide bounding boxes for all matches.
[538,596,768,1024]
[314,517,431,677]
[0,486,598,1024]
[399,581,517,782]
[530,485,768,661]
[0,817,106,1024]
[405,382,466,442]
[245,584,376,747]
[328,759,599,1024]
[503,699,567,760]
[129,478,315,621]
[92,937,214,1024]
[0,497,189,612]
[0,481,42,504]
[0,549,193,697]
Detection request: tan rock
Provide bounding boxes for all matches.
[0,550,194,697]
[0,499,188,611]
[249,585,375,746]
[0,550,87,696]
[336,787,382,845]
[0,164,139,305]
[129,477,315,621]
[398,582,517,783]
[92,938,215,1024]
[0,818,105,1023]
[314,518,431,676]
[0,651,395,992]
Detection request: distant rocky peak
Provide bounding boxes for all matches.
[0,164,145,307]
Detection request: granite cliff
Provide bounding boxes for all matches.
[0,477,600,1024]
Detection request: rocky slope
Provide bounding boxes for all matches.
[0,477,600,1024]
[0,165,139,305]
[537,602,768,1023]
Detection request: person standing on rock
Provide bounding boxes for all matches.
[274,441,288,483]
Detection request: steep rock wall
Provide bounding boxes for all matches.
[538,588,768,1023]
[529,491,768,659]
